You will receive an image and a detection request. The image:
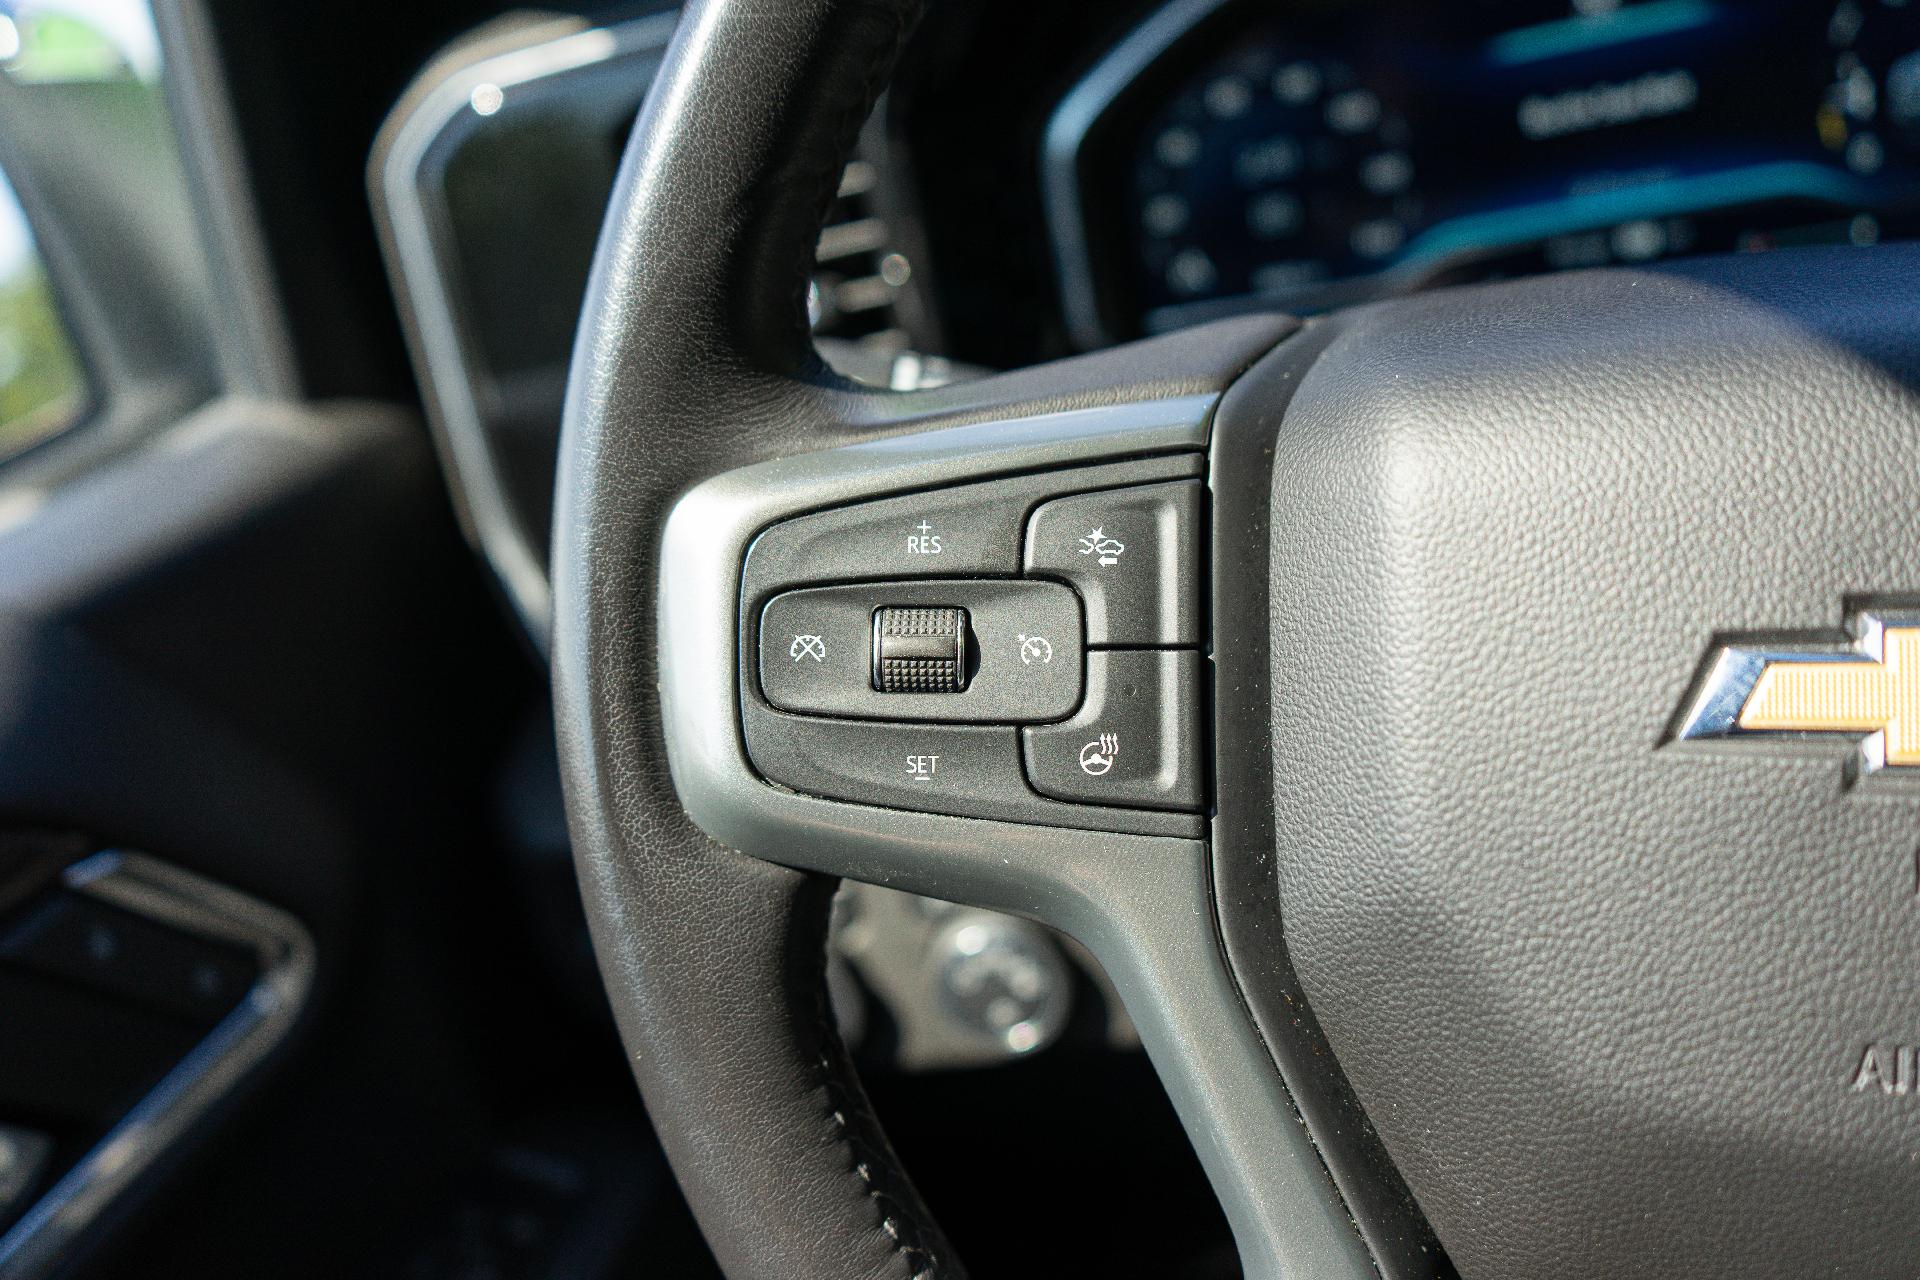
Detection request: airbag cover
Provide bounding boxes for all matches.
[1267,248,1920,1279]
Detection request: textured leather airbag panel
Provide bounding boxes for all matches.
[1269,247,1920,1279]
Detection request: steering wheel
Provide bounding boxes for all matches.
[551,2,1920,1277]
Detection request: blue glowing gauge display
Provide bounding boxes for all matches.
[1074,0,1920,339]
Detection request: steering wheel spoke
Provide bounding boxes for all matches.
[655,341,1386,1277]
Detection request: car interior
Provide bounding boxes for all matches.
[3,1,1920,1277]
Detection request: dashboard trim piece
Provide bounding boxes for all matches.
[371,11,681,655]
[0,851,315,1280]
[1042,0,1238,351]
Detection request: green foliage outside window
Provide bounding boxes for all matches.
[0,184,84,455]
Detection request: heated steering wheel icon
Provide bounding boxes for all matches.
[1078,733,1119,777]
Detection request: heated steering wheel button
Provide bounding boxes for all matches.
[1024,480,1202,646]
[1022,650,1205,811]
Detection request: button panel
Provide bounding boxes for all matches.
[740,455,1210,827]
[742,453,1203,592]
[0,892,257,1029]
[1024,479,1202,646]
[1023,650,1206,811]
[743,701,1201,837]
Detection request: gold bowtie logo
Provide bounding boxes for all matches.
[1740,628,1920,765]
[1677,615,1920,772]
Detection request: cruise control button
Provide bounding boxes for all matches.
[759,580,1082,722]
[747,714,1027,817]
[744,477,1031,587]
[873,606,969,693]
[1022,650,1206,811]
[1023,480,1202,645]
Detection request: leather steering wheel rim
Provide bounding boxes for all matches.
[551,4,957,1273]
[550,3,1300,1274]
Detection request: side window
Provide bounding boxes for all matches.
[2,0,184,460]
[0,171,85,455]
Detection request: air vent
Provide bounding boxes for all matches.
[810,160,912,352]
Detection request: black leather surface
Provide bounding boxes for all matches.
[1266,246,1920,1278]
[549,3,1297,1275]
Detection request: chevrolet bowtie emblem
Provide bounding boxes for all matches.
[1677,613,1920,772]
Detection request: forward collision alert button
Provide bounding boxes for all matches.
[1024,480,1202,645]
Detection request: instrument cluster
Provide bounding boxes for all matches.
[1045,0,1920,346]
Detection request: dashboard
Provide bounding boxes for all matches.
[1044,0,1920,346]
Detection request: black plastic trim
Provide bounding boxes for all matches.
[1209,316,1451,1280]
